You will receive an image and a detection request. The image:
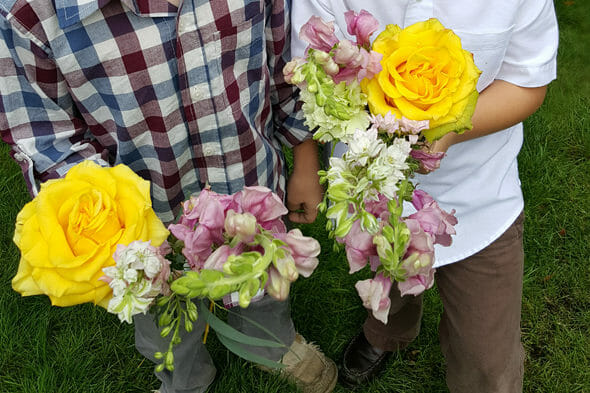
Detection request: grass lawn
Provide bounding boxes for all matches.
[1,2,588,392]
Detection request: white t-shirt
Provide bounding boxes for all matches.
[292,0,558,267]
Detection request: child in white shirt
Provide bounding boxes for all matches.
[292,1,558,391]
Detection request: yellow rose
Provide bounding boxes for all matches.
[363,19,481,141]
[12,161,169,308]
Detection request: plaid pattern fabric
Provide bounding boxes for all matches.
[0,0,309,223]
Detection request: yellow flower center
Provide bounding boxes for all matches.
[63,189,122,255]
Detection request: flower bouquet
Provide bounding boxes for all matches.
[11,160,320,370]
[285,10,480,323]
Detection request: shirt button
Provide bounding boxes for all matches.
[203,146,216,156]
[178,19,187,34]
[190,85,206,100]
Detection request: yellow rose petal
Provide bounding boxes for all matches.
[12,258,42,296]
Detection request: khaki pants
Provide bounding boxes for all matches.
[365,212,525,393]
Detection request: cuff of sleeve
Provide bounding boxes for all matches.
[275,126,313,148]
[13,148,109,197]
[496,60,557,88]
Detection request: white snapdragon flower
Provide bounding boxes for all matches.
[143,254,163,279]
[109,278,128,297]
[103,240,168,324]
[326,157,351,185]
[123,268,138,283]
[346,127,384,167]
[107,293,153,324]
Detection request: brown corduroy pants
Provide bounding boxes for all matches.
[364,212,526,393]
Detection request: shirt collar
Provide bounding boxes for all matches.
[54,0,177,28]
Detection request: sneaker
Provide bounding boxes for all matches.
[270,333,338,393]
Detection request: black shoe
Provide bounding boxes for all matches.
[339,331,392,388]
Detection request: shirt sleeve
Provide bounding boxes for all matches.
[496,0,558,87]
[266,0,313,148]
[0,16,109,196]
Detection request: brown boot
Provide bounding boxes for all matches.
[268,333,338,393]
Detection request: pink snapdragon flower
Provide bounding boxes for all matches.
[277,229,321,278]
[410,149,445,172]
[224,210,257,243]
[299,16,339,52]
[203,245,232,271]
[332,39,361,65]
[239,186,288,231]
[339,220,378,273]
[370,113,429,144]
[364,193,390,221]
[398,219,436,296]
[275,254,299,282]
[355,272,392,324]
[178,189,237,229]
[332,47,382,85]
[283,56,306,85]
[344,9,380,48]
[177,224,219,270]
[409,189,458,246]
[399,117,430,135]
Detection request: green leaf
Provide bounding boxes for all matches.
[215,333,286,370]
[199,301,286,349]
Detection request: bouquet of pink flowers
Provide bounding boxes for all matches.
[11,161,320,371]
[285,10,480,323]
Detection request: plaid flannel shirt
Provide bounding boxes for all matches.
[0,0,309,223]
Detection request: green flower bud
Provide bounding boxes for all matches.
[200,270,224,283]
[382,224,395,244]
[334,217,354,238]
[154,352,164,360]
[326,201,348,222]
[186,302,198,321]
[188,308,198,322]
[184,319,193,333]
[158,311,172,327]
[155,364,165,373]
[156,296,171,307]
[360,211,379,235]
[327,184,351,202]
[373,235,394,262]
[208,283,232,299]
[160,325,172,338]
[325,219,333,231]
[170,282,190,296]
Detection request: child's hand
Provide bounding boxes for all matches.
[286,167,323,223]
[416,133,457,174]
[287,139,323,223]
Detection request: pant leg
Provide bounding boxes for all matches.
[363,282,424,351]
[437,212,525,393]
[227,294,296,361]
[134,300,217,393]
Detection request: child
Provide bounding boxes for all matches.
[292,1,558,391]
[0,0,336,391]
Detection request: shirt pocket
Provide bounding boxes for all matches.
[199,0,266,110]
[454,27,514,91]
[200,0,265,58]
